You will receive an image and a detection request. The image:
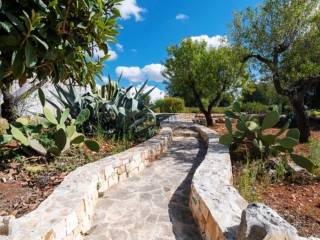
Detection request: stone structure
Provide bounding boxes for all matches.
[1,127,172,240]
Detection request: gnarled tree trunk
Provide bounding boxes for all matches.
[291,97,310,143]
[1,87,17,122]
[204,111,214,127]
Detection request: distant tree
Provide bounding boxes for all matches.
[163,39,248,126]
[0,0,122,121]
[242,81,290,110]
[232,0,320,142]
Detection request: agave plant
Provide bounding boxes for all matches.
[46,78,157,139]
[219,102,317,173]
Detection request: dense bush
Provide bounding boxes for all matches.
[155,98,185,113]
[241,102,269,114]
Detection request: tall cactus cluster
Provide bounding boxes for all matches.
[219,102,318,173]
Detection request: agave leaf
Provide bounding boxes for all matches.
[38,88,46,106]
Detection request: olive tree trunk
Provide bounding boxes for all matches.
[1,87,17,122]
[291,98,310,143]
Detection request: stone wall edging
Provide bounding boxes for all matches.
[4,127,173,240]
[189,124,248,240]
[189,124,320,240]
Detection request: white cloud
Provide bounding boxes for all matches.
[190,35,228,49]
[131,48,138,53]
[117,0,145,21]
[108,50,118,61]
[116,43,124,52]
[176,13,189,21]
[115,64,166,83]
[127,84,165,103]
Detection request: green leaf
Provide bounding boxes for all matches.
[225,110,238,119]
[0,21,13,33]
[59,108,70,125]
[11,50,25,79]
[291,154,317,173]
[261,134,276,145]
[233,102,241,112]
[0,135,13,145]
[286,128,300,140]
[225,118,232,133]
[75,108,90,125]
[277,137,298,149]
[11,125,28,146]
[70,134,85,145]
[43,107,58,125]
[31,35,48,50]
[25,40,37,67]
[262,111,280,130]
[84,140,100,152]
[246,121,259,131]
[54,128,67,151]
[66,125,76,138]
[38,88,46,106]
[219,134,233,146]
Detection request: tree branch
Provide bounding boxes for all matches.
[14,78,49,104]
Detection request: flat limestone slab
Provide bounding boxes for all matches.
[84,135,206,240]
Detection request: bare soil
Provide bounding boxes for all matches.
[0,139,138,218]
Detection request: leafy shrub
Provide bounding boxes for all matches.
[212,107,229,114]
[241,102,269,114]
[155,97,185,113]
[219,102,317,173]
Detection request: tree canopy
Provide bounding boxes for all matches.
[0,0,122,120]
[231,0,320,142]
[163,39,248,126]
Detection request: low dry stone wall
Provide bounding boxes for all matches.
[189,125,247,240]
[2,127,173,240]
[189,124,320,240]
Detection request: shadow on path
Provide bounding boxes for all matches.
[167,132,207,240]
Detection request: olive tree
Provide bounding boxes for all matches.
[0,0,122,121]
[163,39,248,126]
[232,0,320,142]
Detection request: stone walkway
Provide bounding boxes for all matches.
[84,130,206,240]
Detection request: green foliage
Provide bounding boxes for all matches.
[0,0,122,90]
[241,102,269,114]
[163,38,248,125]
[219,102,317,173]
[47,80,157,140]
[308,140,320,172]
[154,97,185,113]
[3,103,100,156]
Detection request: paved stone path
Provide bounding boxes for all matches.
[84,130,206,240]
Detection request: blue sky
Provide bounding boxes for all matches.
[99,0,261,100]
